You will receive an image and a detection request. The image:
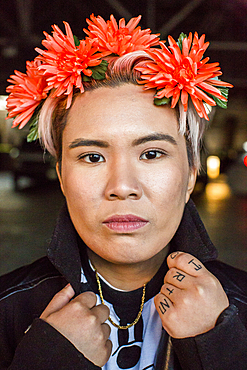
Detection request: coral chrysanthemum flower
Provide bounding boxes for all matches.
[6,59,47,129]
[84,14,160,56]
[35,22,108,108]
[136,32,233,120]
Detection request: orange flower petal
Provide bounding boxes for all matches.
[6,59,47,129]
[207,79,233,88]
[198,82,227,101]
[190,95,204,118]
[170,88,181,108]
[84,14,159,56]
[137,31,233,116]
[35,22,107,108]
[126,15,142,32]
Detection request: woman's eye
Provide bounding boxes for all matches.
[78,153,104,163]
[140,150,165,160]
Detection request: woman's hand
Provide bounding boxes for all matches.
[40,284,112,367]
[154,251,229,338]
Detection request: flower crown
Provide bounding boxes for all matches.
[6,14,233,142]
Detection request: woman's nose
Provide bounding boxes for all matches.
[104,160,142,200]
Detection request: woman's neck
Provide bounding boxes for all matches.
[87,247,169,291]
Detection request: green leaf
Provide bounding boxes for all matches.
[90,60,108,80]
[26,101,45,142]
[82,60,108,82]
[27,120,39,142]
[73,35,80,47]
[154,96,170,106]
[209,86,229,109]
[100,60,108,68]
[82,75,91,82]
[177,32,187,52]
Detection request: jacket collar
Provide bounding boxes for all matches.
[47,204,83,294]
[170,199,217,262]
[47,199,217,295]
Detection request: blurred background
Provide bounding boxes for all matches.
[0,0,247,276]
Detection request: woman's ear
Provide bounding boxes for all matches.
[186,167,197,203]
[56,162,65,195]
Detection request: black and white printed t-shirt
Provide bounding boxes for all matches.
[80,257,169,370]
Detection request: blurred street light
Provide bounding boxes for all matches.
[207,155,220,179]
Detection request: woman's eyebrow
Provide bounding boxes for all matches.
[132,133,178,146]
[69,138,109,149]
[69,133,177,149]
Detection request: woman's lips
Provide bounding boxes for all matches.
[103,214,149,232]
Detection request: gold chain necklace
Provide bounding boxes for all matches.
[94,268,146,330]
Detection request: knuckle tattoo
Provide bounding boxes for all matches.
[166,287,174,295]
[173,271,186,282]
[188,258,202,271]
[159,297,170,314]
[170,251,180,259]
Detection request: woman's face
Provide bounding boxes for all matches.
[58,84,196,266]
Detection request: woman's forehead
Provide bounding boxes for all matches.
[66,84,180,139]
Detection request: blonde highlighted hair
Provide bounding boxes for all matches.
[38,51,208,171]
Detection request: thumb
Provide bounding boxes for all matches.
[40,283,75,319]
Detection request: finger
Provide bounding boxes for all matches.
[154,292,173,317]
[160,283,179,302]
[91,304,110,323]
[76,291,97,309]
[101,322,111,340]
[40,284,75,319]
[105,339,113,362]
[167,251,205,276]
[164,267,191,288]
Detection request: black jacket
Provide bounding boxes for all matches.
[1,199,247,370]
